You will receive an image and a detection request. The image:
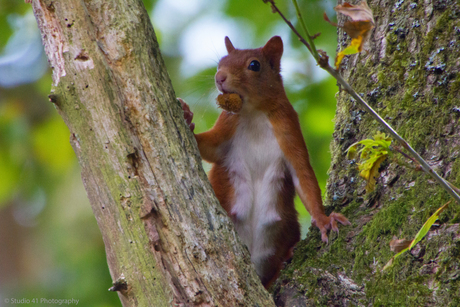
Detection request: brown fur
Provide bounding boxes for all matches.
[181,36,350,288]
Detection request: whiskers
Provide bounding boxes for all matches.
[178,73,220,126]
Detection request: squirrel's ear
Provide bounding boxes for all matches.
[262,36,283,72]
[225,36,235,54]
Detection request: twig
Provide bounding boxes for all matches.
[263,0,314,55]
[292,0,320,61]
[264,0,460,204]
[448,182,460,195]
[391,145,423,171]
[392,146,460,194]
[391,145,417,165]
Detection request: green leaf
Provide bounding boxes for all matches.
[408,201,450,250]
[383,201,451,271]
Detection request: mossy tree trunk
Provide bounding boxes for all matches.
[29,0,275,306]
[273,0,460,306]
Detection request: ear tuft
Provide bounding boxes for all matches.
[225,36,236,54]
[262,36,283,73]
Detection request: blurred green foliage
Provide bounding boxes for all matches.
[0,0,338,305]
[0,0,30,45]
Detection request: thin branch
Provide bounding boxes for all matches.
[448,182,460,196]
[263,0,460,204]
[392,146,460,194]
[391,145,423,171]
[292,0,320,61]
[391,145,418,165]
[264,0,313,55]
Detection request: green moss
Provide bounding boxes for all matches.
[449,74,460,96]
[350,176,453,304]
[366,270,433,306]
[274,2,460,304]
[422,10,452,57]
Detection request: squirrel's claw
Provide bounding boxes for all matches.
[313,212,350,243]
[178,98,195,132]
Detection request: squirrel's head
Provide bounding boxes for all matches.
[215,36,284,112]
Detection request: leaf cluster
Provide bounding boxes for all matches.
[347,132,392,192]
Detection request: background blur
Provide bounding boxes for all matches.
[0,0,338,305]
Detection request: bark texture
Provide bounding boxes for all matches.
[29,0,274,306]
[273,0,460,306]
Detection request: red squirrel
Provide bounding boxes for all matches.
[180,36,350,288]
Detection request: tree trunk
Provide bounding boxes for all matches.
[29,0,274,306]
[273,0,460,306]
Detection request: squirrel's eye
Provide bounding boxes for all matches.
[248,60,260,72]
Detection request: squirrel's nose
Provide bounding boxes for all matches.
[215,71,227,85]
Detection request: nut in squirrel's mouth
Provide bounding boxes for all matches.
[221,90,243,101]
[216,92,243,113]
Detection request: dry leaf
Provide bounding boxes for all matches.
[323,12,337,27]
[335,1,374,24]
[324,0,375,69]
[390,237,412,253]
[341,20,374,44]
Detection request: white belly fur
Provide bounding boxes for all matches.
[224,111,287,275]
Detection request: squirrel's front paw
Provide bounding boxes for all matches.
[178,98,195,132]
[312,212,351,243]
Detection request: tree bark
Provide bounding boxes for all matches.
[273,0,460,306]
[29,0,274,306]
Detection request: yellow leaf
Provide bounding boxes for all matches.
[335,36,363,68]
[359,168,370,181]
[335,53,346,70]
[328,1,374,69]
[364,155,386,192]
